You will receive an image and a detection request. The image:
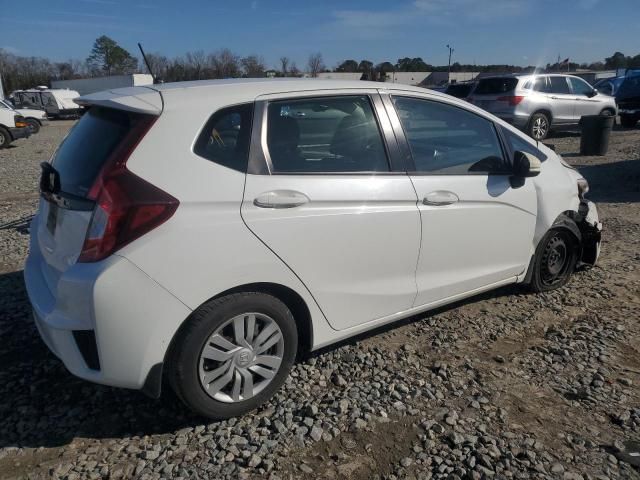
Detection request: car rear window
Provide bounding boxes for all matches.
[473,78,518,95]
[445,84,474,98]
[51,107,147,197]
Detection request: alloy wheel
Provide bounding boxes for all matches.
[532,117,548,140]
[198,312,284,403]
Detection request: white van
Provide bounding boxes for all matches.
[10,87,82,119]
[0,104,31,148]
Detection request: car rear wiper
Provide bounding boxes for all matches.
[39,162,94,211]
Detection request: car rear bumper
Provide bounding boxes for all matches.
[24,235,191,391]
[10,127,31,140]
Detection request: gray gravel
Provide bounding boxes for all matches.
[0,122,639,479]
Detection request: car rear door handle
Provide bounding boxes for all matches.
[423,191,459,206]
[254,190,309,209]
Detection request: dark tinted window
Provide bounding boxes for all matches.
[194,103,253,172]
[474,78,518,95]
[505,129,547,161]
[618,75,640,98]
[569,77,593,95]
[445,83,474,98]
[393,96,507,174]
[548,77,570,94]
[51,107,145,197]
[266,96,389,173]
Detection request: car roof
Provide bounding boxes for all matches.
[147,77,428,95]
[77,78,452,115]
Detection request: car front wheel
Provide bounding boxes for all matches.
[528,228,579,293]
[169,292,298,419]
[0,127,11,149]
[25,118,40,134]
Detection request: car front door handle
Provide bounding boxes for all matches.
[254,190,310,209]
[423,191,459,206]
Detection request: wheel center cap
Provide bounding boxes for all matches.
[235,348,253,367]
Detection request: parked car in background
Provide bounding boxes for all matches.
[0,106,30,148]
[615,75,640,128]
[10,87,82,119]
[593,76,625,96]
[25,79,602,419]
[468,74,617,140]
[1,99,48,134]
[444,82,475,99]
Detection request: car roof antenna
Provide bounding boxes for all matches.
[138,43,162,84]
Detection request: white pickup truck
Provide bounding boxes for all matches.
[0,105,31,148]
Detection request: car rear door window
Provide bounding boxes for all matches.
[392,96,508,174]
[266,95,389,173]
[194,103,253,172]
[548,77,571,94]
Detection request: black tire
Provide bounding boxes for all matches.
[0,127,11,149]
[528,112,550,140]
[528,228,579,293]
[620,115,638,129]
[25,118,40,134]
[169,292,298,419]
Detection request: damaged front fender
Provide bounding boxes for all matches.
[575,200,602,266]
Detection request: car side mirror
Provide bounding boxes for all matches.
[513,151,541,178]
[587,89,597,97]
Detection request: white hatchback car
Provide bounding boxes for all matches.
[25,79,602,419]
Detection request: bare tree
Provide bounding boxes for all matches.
[279,56,290,76]
[307,52,324,77]
[241,55,266,78]
[185,50,206,79]
[289,62,300,77]
[209,48,241,78]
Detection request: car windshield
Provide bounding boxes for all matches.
[473,77,518,95]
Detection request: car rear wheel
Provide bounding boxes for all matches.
[528,229,578,293]
[528,112,550,140]
[0,127,11,149]
[169,292,298,419]
[25,118,40,134]
[620,115,638,128]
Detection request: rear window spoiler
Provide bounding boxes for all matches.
[75,87,163,116]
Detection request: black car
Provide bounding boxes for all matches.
[617,75,640,128]
[444,82,475,99]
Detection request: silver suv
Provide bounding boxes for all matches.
[468,74,617,140]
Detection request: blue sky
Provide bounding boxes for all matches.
[1,0,639,69]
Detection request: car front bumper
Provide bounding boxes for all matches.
[24,229,191,391]
[9,127,31,140]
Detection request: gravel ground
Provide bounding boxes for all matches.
[0,121,638,480]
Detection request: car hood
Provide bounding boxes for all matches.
[16,108,46,119]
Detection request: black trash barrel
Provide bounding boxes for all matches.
[580,114,614,156]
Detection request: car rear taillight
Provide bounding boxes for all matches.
[497,96,525,106]
[78,116,179,263]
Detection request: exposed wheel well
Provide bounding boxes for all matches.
[26,117,42,125]
[524,212,581,284]
[600,107,616,116]
[167,283,313,364]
